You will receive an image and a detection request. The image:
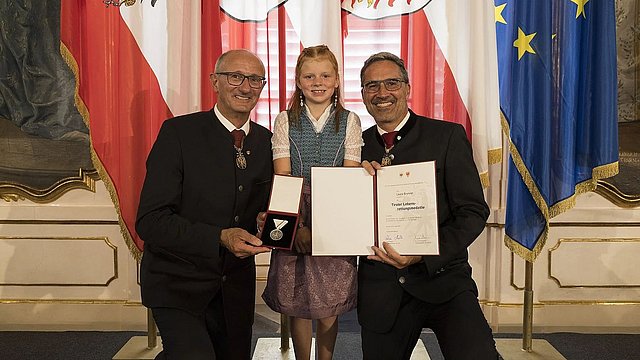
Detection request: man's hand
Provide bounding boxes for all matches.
[220,228,271,259]
[294,226,312,254]
[361,160,383,176]
[367,241,422,269]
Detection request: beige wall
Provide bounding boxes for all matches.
[1,167,640,332]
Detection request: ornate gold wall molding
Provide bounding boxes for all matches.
[548,238,640,288]
[0,299,141,305]
[0,220,119,225]
[481,299,640,307]
[0,236,118,287]
[0,169,99,203]
[594,180,640,208]
[510,235,640,290]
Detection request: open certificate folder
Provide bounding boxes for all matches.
[311,162,439,256]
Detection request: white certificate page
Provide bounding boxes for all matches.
[376,161,439,255]
[311,167,376,256]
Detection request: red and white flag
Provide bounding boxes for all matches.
[60,0,500,258]
[61,1,222,256]
[422,0,502,186]
[343,0,502,186]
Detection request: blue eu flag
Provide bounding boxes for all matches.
[496,0,619,261]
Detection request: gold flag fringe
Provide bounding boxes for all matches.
[60,41,143,262]
[479,172,490,189]
[488,147,502,165]
[60,43,90,129]
[500,112,619,262]
[478,148,503,189]
[504,231,547,263]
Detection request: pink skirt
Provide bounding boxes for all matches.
[262,249,357,319]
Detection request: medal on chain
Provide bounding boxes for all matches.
[381,131,398,166]
[270,219,288,241]
[381,152,394,166]
[235,149,247,169]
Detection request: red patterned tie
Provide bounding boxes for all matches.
[381,131,398,149]
[231,129,245,148]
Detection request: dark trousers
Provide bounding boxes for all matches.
[152,292,250,360]
[361,290,498,360]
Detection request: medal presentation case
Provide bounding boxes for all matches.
[260,174,304,249]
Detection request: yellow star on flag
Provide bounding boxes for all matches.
[513,27,536,60]
[495,3,507,24]
[571,0,589,18]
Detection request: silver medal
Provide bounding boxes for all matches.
[269,228,283,241]
[270,219,288,241]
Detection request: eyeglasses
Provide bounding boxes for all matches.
[362,78,406,93]
[216,72,266,89]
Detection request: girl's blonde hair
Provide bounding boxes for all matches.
[288,45,344,132]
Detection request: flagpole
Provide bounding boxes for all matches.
[112,307,162,359]
[494,257,565,360]
[147,308,158,349]
[522,260,534,351]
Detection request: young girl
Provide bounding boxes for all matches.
[262,45,362,360]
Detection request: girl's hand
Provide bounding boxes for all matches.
[256,212,267,237]
[294,226,312,254]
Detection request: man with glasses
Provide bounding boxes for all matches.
[358,52,498,360]
[136,49,273,360]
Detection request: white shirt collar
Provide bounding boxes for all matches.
[304,104,334,132]
[376,111,410,135]
[214,104,251,134]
